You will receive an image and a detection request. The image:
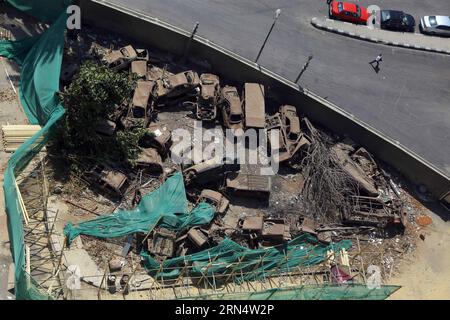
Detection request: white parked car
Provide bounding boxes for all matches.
[419,15,450,36]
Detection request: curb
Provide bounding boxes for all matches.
[311,17,450,55]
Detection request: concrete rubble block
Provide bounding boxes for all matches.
[63,248,104,287]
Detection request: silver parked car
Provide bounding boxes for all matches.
[419,15,450,36]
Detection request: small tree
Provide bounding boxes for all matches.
[56,61,140,165]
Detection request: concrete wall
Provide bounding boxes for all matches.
[79,0,450,201]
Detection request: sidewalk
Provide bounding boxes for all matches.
[311,17,450,55]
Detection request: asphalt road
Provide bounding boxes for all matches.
[106,0,450,176]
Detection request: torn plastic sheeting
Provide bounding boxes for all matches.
[64,172,216,244]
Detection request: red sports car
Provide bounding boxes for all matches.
[329,1,369,24]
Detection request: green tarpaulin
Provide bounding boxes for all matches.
[1,1,69,299]
[64,173,216,244]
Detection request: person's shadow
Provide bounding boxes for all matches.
[369,62,380,74]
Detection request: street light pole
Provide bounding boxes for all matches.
[254,9,281,64]
[295,55,313,84]
[183,21,199,62]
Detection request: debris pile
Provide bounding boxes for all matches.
[44,28,429,297]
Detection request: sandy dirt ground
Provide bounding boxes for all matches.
[388,210,450,300]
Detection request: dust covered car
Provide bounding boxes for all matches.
[85,165,128,196]
[140,123,172,156]
[103,45,138,71]
[279,105,301,142]
[220,85,243,130]
[225,172,271,199]
[135,148,163,173]
[265,106,312,163]
[152,70,200,101]
[131,80,154,118]
[183,158,240,185]
[198,189,229,215]
[196,73,220,121]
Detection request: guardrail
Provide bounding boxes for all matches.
[79,0,450,204]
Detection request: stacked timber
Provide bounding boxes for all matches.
[1,124,42,152]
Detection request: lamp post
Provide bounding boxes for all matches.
[183,21,199,62]
[254,8,281,64]
[295,55,314,84]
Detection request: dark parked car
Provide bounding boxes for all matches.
[380,10,415,32]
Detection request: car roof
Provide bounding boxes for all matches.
[341,2,357,13]
[381,10,411,22]
[434,15,450,26]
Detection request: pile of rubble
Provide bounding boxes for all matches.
[52,29,425,291]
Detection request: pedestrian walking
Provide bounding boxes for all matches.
[369,53,383,69]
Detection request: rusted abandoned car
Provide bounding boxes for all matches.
[103,45,138,71]
[225,172,271,198]
[266,106,312,163]
[104,45,149,71]
[220,85,243,130]
[196,73,220,121]
[152,70,200,101]
[148,228,176,260]
[136,148,163,173]
[131,60,148,79]
[238,216,264,238]
[131,80,154,118]
[332,143,379,197]
[262,218,291,242]
[243,83,265,129]
[342,195,405,228]
[198,189,229,215]
[138,123,172,156]
[238,216,290,244]
[183,158,240,185]
[280,105,301,142]
[187,228,209,248]
[85,165,128,196]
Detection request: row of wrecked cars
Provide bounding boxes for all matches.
[68,44,408,262]
[74,44,315,194]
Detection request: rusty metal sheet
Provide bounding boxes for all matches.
[244,83,265,129]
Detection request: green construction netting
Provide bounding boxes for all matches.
[178,284,401,300]
[0,11,68,124]
[141,234,352,284]
[1,2,69,300]
[64,172,216,244]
